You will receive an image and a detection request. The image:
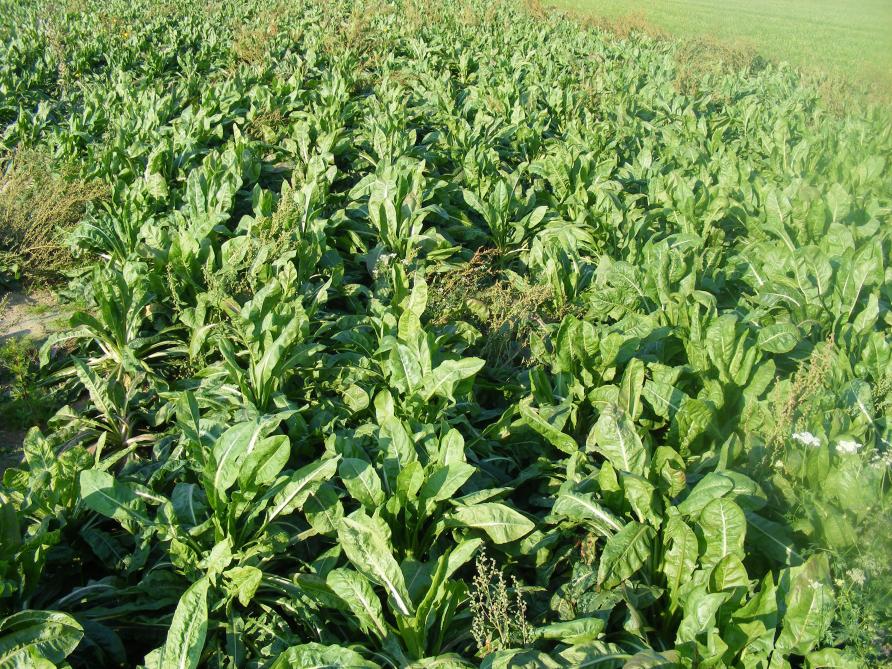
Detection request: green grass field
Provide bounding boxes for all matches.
[546,0,892,90]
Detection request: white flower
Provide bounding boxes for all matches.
[792,431,821,448]
[847,568,866,586]
[836,439,861,455]
[870,451,892,469]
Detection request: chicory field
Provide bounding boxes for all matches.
[1,0,891,667]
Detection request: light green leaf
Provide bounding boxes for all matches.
[519,399,578,454]
[662,513,698,603]
[805,648,859,668]
[225,566,262,607]
[555,641,630,668]
[159,578,209,669]
[618,358,646,419]
[270,642,380,669]
[698,498,746,567]
[621,473,657,525]
[708,554,749,592]
[597,521,655,589]
[211,421,264,498]
[445,502,535,544]
[678,473,734,518]
[420,358,485,402]
[267,457,340,523]
[80,470,151,528]
[0,610,83,666]
[757,323,800,354]
[338,510,414,617]
[340,458,386,509]
[238,435,291,489]
[776,555,834,656]
[327,568,387,639]
[676,587,730,644]
[586,404,649,475]
[304,484,344,536]
[551,491,625,536]
[405,655,476,668]
[534,617,606,645]
[726,572,778,660]
[418,463,475,506]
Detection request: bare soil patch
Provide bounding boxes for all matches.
[0,289,68,341]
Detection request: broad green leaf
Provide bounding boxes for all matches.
[555,641,630,668]
[678,473,734,517]
[642,381,687,420]
[551,491,624,535]
[405,656,476,668]
[0,610,83,666]
[708,554,749,592]
[438,428,466,466]
[238,435,290,489]
[480,648,561,669]
[379,416,417,491]
[444,538,482,578]
[662,514,698,603]
[618,358,646,419]
[204,538,233,578]
[159,578,209,669]
[267,457,340,523]
[586,404,649,475]
[398,276,428,341]
[338,511,414,616]
[653,446,686,498]
[225,566,262,607]
[343,385,370,413]
[804,648,859,668]
[597,521,655,589]
[420,357,485,403]
[445,502,535,544]
[418,463,475,506]
[270,643,380,669]
[534,617,606,645]
[72,357,113,420]
[389,342,424,394]
[80,470,151,528]
[396,460,425,503]
[705,314,746,383]
[304,484,345,536]
[621,473,658,525]
[757,323,799,354]
[339,458,385,509]
[670,398,714,453]
[775,555,834,656]
[745,512,802,565]
[698,498,746,567]
[676,587,730,644]
[726,572,778,661]
[720,471,767,512]
[327,568,387,639]
[211,421,264,498]
[519,399,578,454]
[623,649,678,668]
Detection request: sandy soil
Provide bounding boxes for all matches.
[0,289,69,341]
